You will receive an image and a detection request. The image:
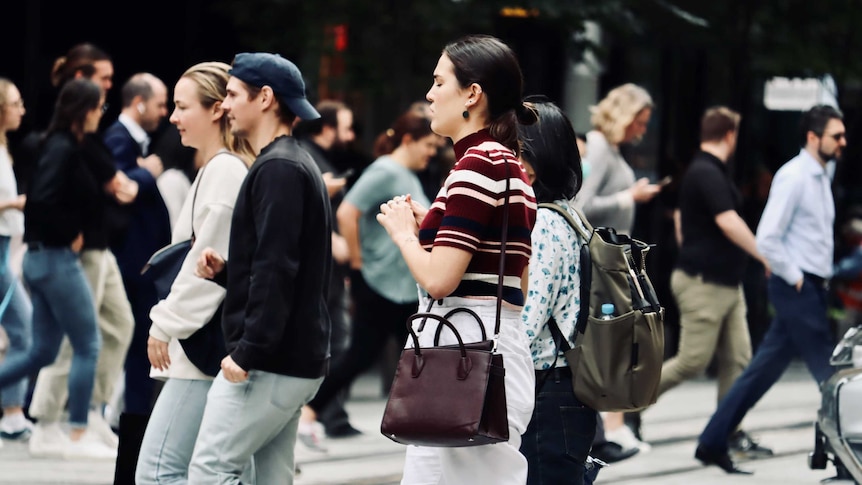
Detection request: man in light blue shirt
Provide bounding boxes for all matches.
[695,104,846,474]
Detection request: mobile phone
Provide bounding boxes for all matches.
[658,175,673,187]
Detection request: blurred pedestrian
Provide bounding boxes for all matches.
[189,52,330,484]
[376,34,538,485]
[302,110,436,445]
[696,104,846,474]
[296,100,358,444]
[575,83,660,234]
[658,106,772,458]
[27,42,136,459]
[832,212,862,338]
[0,78,34,445]
[517,98,597,485]
[135,61,254,485]
[14,42,115,194]
[1,79,115,459]
[103,71,172,481]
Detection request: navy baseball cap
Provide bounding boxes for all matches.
[229,52,320,120]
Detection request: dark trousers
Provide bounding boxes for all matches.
[308,271,413,412]
[698,275,835,452]
[123,279,158,415]
[317,264,352,433]
[520,367,597,485]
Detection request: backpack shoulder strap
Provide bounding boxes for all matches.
[537,202,592,240]
[536,202,593,335]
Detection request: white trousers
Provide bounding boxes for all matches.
[400,296,535,485]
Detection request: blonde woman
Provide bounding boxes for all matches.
[135,62,254,484]
[574,83,661,234]
[0,78,34,445]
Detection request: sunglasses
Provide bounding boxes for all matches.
[825,132,846,142]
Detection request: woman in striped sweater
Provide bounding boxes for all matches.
[377,34,538,485]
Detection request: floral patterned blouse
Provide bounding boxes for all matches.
[521,198,586,370]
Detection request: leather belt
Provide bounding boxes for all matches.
[803,272,829,289]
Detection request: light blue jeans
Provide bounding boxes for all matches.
[0,236,33,408]
[188,370,322,484]
[136,378,213,485]
[0,247,99,427]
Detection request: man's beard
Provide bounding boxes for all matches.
[818,147,840,163]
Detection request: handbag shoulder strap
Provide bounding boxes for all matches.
[492,157,511,347]
[190,151,248,241]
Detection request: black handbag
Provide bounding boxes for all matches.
[141,156,243,376]
[380,160,514,447]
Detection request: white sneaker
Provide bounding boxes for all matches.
[605,424,652,453]
[0,413,34,441]
[64,431,117,460]
[297,420,328,453]
[87,410,119,448]
[29,422,70,458]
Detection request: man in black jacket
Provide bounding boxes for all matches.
[188,52,331,484]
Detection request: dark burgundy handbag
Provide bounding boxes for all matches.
[380,163,514,447]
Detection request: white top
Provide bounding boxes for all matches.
[756,148,835,284]
[148,152,247,380]
[118,113,150,155]
[157,168,192,229]
[0,146,24,237]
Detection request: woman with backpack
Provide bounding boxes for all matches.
[517,98,598,485]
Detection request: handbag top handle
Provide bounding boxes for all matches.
[188,150,248,243]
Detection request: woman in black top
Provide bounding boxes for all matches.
[0,79,115,459]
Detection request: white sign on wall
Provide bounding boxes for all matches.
[763,75,838,111]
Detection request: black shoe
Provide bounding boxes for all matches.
[325,423,363,439]
[591,442,640,464]
[695,445,753,474]
[729,430,774,459]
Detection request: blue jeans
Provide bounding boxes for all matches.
[189,371,322,484]
[0,247,99,427]
[698,275,834,452]
[520,368,597,485]
[0,236,33,408]
[136,379,213,485]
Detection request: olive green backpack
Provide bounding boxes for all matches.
[538,203,664,412]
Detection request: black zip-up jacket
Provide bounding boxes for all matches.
[221,135,332,378]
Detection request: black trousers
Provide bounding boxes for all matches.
[309,271,413,411]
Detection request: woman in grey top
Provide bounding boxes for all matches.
[575,83,661,234]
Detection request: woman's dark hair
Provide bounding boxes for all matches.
[443,35,537,156]
[373,111,433,158]
[46,79,102,137]
[50,43,111,89]
[518,98,582,202]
